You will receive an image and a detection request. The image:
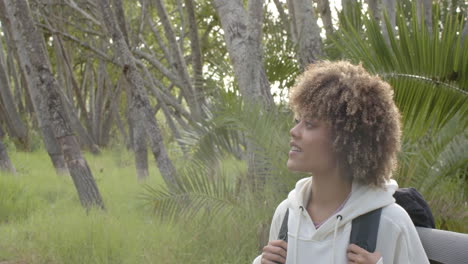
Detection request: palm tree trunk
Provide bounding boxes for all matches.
[113,0,130,46]
[0,125,16,174]
[287,0,323,68]
[98,0,179,190]
[317,0,334,37]
[0,28,26,115]
[214,0,274,188]
[126,95,149,181]
[272,0,292,38]
[184,0,206,110]
[366,0,382,23]
[0,0,105,209]
[0,4,68,173]
[213,0,274,106]
[133,117,149,181]
[0,37,28,148]
[154,0,202,119]
[59,88,100,154]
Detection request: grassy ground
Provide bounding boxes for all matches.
[0,149,259,264]
[1,147,466,263]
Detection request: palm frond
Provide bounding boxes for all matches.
[332,2,467,231]
[396,112,467,230]
[141,91,305,222]
[332,2,467,140]
[139,159,245,221]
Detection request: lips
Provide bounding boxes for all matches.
[290,142,302,152]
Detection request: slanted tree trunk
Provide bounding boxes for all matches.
[0,0,105,209]
[366,0,382,23]
[43,19,99,153]
[1,30,25,115]
[287,0,323,68]
[138,61,188,156]
[51,28,95,145]
[59,88,100,154]
[0,36,28,148]
[213,0,274,106]
[317,0,334,38]
[0,125,16,174]
[113,0,130,46]
[184,0,206,110]
[213,0,274,188]
[133,114,149,181]
[110,76,129,147]
[154,0,202,119]
[0,5,68,173]
[366,0,392,45]
[272,0,292,38]
[125,78,149,181]
[98,0,179,190]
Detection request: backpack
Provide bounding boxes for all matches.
[277,188,468,264]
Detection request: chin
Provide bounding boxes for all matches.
[287,161,309,173]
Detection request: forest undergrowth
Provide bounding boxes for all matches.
[0,144,466,263]
[0,149,261,264]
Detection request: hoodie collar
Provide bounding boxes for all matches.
[287,176,398,239]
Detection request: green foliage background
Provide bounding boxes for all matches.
[0,1,466,263]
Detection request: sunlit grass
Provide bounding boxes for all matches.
[0,149,261,264]
[0,144,465,263]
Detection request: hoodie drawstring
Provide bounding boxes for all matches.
[332,215,343,264]
[294,206,304,264]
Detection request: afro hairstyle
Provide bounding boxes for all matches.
[289,60,402,187]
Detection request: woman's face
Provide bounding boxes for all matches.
[287,117,337,174]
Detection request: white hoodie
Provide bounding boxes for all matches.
[253,177,429,264]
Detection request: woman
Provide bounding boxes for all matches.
[253,61,428,264]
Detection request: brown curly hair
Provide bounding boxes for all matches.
[289,60,401,187]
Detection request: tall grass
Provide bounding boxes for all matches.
[1,142,465,263]
[0,149,262,263]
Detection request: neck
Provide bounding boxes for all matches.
[309,168,352,208]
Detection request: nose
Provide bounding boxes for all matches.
[290,122,300,138]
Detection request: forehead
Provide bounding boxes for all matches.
[294,111,320,121]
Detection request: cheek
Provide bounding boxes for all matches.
[306,135,336,164]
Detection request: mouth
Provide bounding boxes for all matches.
[290,142,302,152]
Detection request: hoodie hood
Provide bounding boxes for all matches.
[286,176,398,240]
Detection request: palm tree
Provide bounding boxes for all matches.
[140,92,301,220]
[331,2,467,231]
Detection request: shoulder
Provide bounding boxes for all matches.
[381,203,410,219]
[272,199,290,224]
[380,203,417,236]
[378,204,429,263]
[381,203,412,225]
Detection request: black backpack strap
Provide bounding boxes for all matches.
[277,207,382,253]
[274,209,289,264]
[278,208,289,242]
[350,208,382,253]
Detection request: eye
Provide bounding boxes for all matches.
[304,121,316,129]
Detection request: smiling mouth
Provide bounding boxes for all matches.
[290,146,302,152]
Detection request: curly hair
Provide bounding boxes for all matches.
[289,60,401,187]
